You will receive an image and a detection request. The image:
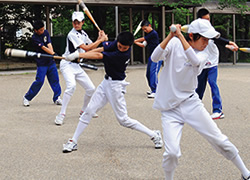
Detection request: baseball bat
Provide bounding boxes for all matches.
[133,20,143,36]
[239,48,250,53]
[79,62,98,70]
[5,48,64,59]
[5,48,98,70]
[78,0,101,31]
[170,25,189,33]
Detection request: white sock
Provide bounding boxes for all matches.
[133,121,155,138]
[231,154,250,178]
[164,170,175,180]
[60,92,71,115]
[72,121,88,143]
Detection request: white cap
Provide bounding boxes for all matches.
[188,18,220,39]
[72,11,85,22]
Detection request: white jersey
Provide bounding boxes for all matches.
[202,39,219,69]
[151,37,208,111]
[63,28,92,56]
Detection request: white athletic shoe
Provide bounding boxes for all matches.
[147,92,155,98]
[23,96,29,107]
[151,130,163,149]
[55,113,65,125]
[79,110,98,118]
[146,91,152,95]
[211,112,225,120]
[54,97,62,105]
[63,139,77,153]
[242,174,250,180]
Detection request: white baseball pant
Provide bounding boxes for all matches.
[161,93,239,177]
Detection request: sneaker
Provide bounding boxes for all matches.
[55,113,65,125]
[79,110,98,118]
[54,97,62,105]
[62,139,77,153]
[146,91,152,95]
[151,130,163,149]
[147,92,155,98]
[242,175,250,180]
[23,96,29,107]
[211,112,225,120]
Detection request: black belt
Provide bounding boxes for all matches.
[104,74,123,81]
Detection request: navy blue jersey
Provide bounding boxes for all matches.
[32,30,54,66]
[102,40,131,80]
[144,29,159,55]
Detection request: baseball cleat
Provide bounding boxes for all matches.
[151,130,163,149]
[147,92,155,98]
[146,91,152,95]
[242,175,250,180]
[54,96,62,105]
[55,113,65,125]
[23,96,30,107]
[211,112,224,120]
[63,139,77,153]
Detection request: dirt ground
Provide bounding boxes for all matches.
[0,64,249,180]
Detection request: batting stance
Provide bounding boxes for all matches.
[151,19,250,180]
[62,32,163,152]
[23,20,62,107]
[55,11,107,125]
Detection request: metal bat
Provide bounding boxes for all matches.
[5,48,98,70]
[134,20,143,36]
[5,48,64,59]
[79,62,98,70]
[78,0,101,31]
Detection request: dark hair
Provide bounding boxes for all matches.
[141,20,150,27]
[33,20,44,30]
[117,31,134,46]
[197,8,210,18]
[185,33,202,42]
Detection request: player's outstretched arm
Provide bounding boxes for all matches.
[65,48,104,61]
[134,37,146,47]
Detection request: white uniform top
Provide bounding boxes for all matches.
[202,40,219,69]
[151,37,208,111]
[63,28,92,57]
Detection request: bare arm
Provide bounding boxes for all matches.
[80,31,108,51]
[134,37,146,48]
[79,51,103,60]
[41,43,55,55]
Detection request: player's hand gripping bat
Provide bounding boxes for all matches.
[5,48,98,70]
[78,0,101,31]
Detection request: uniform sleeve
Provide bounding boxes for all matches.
[151,45,165,62]
[185,47,208,67]
[213,37,230,46]
[45,30,52,44]
[68,33,85,49]
[32,36,44,50]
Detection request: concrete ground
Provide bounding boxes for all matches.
[0,64,249,180]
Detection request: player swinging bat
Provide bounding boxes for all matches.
[5,48,98,70]
[78,0,101,31]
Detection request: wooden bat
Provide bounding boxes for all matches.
[134,20,143,36]
[170,25,189,33]
[5,48,99,70]
[239,48,250,53]
[5,48,64,59]
[78,0,101,31]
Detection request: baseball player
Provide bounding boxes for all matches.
[134,20,162,98]
[23,20,62,107]
[54,11,107,125]
[151,19,250,180]
[62,31,163,153]
[196,8,239,120]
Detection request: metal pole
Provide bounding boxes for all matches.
[115,6,119,37]
[162,6,166,39]
[233,14,236,64]
[142,10,146,64]
[129,8,134,65]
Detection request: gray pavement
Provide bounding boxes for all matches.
[0,64,249,180]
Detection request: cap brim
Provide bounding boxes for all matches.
[72,18,84,22]
[200,29,220,39]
